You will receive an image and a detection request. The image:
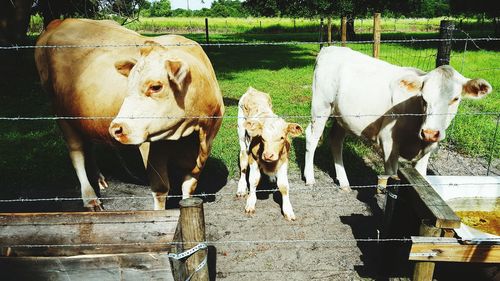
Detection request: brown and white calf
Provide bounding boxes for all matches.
[237,88,302,221]
[304,46,492,188]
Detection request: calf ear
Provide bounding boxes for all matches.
[166,58,190,91]
[244,120,263,137]
[287,123,303,137]
[463,78,492,99]
[115,59,136,77]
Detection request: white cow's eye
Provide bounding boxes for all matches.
[450,96,460,104]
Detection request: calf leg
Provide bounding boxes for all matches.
[277,161,295,221]
[237,150,249,197]
[245,161,260,214]
[147,142,170,210]
[58,120,102,211]
[329,122,350,190]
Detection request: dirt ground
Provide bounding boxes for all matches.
[93,145,499,281]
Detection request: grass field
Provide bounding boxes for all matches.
[2,18,499,197]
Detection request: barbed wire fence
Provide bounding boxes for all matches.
[0,21,499,274]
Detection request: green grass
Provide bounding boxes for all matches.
[1,21,499,198]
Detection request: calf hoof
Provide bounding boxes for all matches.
[98,175,108,190]
[236,191,247,198]
[245,207,255,215]
[284,213,296,221]
[304,177,315,186]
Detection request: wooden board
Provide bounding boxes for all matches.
[0,210,179,256]
[399,168,461,229]
[0,251,174,281]
[409,236,500,263]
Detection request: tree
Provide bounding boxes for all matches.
[210,0,249,17]
[0,0,33,44]
[150,0,171,17]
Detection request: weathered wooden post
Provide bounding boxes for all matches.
[436,20,454,67]
[373,13,381,58]
[412,220,442,281]
[204,18,209,45]
[327,17,332,46]
[341,16,347,47]
[180,198,208,281]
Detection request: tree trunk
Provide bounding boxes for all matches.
[345,15,356,41]
[0,0,34,44]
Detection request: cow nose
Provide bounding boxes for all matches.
[263,152,275,161]
[109,122,129,141]
[421,129,440,142]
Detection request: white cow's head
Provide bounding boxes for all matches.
[398,65,492,143]
[245,118,302,162]
[109,42,191,145]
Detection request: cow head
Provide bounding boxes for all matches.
[245,118,302,162]
[109,42,191,145]
[398,65,492,143]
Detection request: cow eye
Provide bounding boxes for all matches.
[450,96,460,105]
[149,84,163,92]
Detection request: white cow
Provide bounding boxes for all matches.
[304,46,492,188]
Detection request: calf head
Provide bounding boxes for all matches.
[109,41,191,145]
[397,65,492,143]
[245,118,302,162]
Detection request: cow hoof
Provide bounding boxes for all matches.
[236,192,247,198]
[284,214,296,221]
[85,199,104,212]
[98,175,108,190]
[305,178,315,186]
[245,208,255,215]
[340,186,352,192]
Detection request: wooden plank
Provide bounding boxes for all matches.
[410,237,500,263]
[0,210,179,256]
[0,251,174,281]
[399,168,461,229]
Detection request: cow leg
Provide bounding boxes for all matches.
[245,161,260,215]
[379,128,399,178]
[277,161,295,221]
[147,142,170,210]
[330,122,350,190]
[304,115,329,185]
[58,120,102,211]
[414,152,431,175]
[181,128,210,198]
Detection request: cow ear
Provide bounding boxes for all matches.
[166,58,189,91]
[398,74,424,94]
[244,120,263,137]
[287,123,303,137]
[462,78,492,99]
[115,59,137,77]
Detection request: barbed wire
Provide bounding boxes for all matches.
[2,237,499,249]
[1,181,498,204]
[0,37,498,50]
[0,111,499,121]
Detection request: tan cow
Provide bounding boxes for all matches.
[237,87,302,221]
[35,19,224,210]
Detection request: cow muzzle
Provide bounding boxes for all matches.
[262,152,278,162]
[109,122,146,145]
[420,129,440,143]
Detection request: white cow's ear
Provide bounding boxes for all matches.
[115,59,137,77]
[287,123,303,137]
[398,74,424,94]
[166,59,189,91]
[244,120,263,137]
[462,78,492,99]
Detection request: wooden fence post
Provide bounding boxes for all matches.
[327,17,332,46]
[204,18,209,45]
[436,20,454,67]
[180,198,208,281]
[373,13,381,58]
[341,16,347,47]
[412,220,441,281]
